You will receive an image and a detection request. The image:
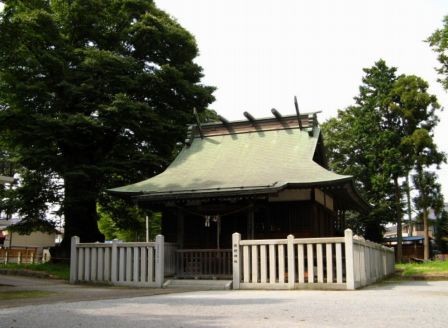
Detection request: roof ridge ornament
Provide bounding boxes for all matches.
[243,111,256,123]
[193,107,204,139]
[271,108,282,120]
[243,111,260,129]
[184,125,194,147]
[218,115,230,125]
[294,96,303,130]
[218,115,235,134]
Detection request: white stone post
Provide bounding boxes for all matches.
[70,236,80,283]
[287,235,295,289]
[111,239,118,283]
[17,251,21,264]
[232,233,241,289]
[155,234,165,288]
[344,229,355,290]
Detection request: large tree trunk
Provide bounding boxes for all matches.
[405,175,413,236]
[394,176,403,263]
[60,173,104,251]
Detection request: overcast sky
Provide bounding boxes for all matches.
[1,1,448,199]
[155,0,448,199]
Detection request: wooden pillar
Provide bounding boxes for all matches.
[216,216,221,249]
[247,205,254,239]
[313,203,319,237]
[177,209,184,249]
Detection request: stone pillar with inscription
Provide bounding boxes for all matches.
[232,232,241,289]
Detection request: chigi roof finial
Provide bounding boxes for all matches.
[294,96,303,130]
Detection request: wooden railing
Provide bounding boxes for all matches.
[232,229,395,290]
[164,242,177,277]
[70,235,165,287]
[0,247,38,264]
[175,249,232,278]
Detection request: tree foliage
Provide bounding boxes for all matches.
[412,170,445,259]
[323,104,394,241]
[428,15,448,91]
[322,60,444,252]
[427,15,448,254]
[97,203,160,242]
[0,0,215,247]
[435,209,448,253]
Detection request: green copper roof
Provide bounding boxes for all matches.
[109,127,353,199]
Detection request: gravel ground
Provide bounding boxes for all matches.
[1,279,447,328]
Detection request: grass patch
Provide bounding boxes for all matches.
[396,261,448,277]
[0,290,55,300]
[0,262,70,280]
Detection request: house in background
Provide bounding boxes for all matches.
[2,228,58,250]
[1,166,61,262]
[383,224,425,260]
[383,205,448,260]
[0,219,59,263]
[110,110,370,278]
[0,175,14,185]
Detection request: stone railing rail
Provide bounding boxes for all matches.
[232,229,395,290]
[69,235,165,287]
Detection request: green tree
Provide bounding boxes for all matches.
[387,75,443,261]
[322,107,395,242]
[0,148,17,220]
[1,146,60,233]
[428,14,448,256]
[405,128,445,259]
[7,169,61,233]
[322,60,443,261]
[434,209,448,253]
[97,203,160,242]
[412,170,445,259]
[0,1,215,250]
[322,61,400,242]
[428,15,448,91]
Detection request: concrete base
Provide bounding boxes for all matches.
[163,279,233,290]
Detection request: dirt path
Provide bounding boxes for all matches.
[0,274,191,308]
